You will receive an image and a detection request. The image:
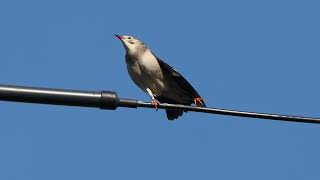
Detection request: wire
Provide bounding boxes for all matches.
[0,84,319,124]
[136,101,320,124]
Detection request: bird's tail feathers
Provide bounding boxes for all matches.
[166,110,183,121]
[157,96,185,120]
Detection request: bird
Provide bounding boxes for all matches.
[115,34,206,120]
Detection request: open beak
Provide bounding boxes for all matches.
[114,34,123,40]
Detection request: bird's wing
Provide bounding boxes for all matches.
[152,54,202,99]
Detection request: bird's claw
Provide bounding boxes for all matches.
[151,99,160,111]
[194,97,204,107]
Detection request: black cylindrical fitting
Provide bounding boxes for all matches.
[0,85,119,110]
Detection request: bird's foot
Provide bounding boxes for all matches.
[151,99,160,111]
[194,97,204,107]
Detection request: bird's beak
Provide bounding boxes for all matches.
[114,34,123,40]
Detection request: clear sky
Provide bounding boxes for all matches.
[0,0,319,179]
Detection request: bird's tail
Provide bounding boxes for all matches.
[157,96,184,121]
[166,110,183,121]
[194,97,206,107]
[166,97,205,120]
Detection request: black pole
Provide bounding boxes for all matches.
[0,84,319,124]
[0,85,120,109]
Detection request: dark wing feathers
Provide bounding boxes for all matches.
[155,56,202,99]
[152,53,207,121]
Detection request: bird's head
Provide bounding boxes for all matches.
[114,34,146,55]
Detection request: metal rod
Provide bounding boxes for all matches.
[0,85,120,109]
[0,84,319,124]
[137,102,320,124]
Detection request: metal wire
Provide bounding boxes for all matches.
[137,101,320,124]
[0,84,319,124]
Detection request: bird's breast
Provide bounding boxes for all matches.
[126,52,165,95]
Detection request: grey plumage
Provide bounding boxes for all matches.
[115,34,206,120]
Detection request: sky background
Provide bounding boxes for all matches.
[0,0,320,179]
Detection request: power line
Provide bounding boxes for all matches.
[0,84,319,124]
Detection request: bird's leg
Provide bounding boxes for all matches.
[194,97,204,107]
[146,88,160,110]
[151,99,160,111]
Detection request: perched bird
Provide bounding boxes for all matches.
[115,34,206,120]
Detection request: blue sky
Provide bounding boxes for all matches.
[0,0,320,179]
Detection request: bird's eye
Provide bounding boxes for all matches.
[128,37,132,39]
